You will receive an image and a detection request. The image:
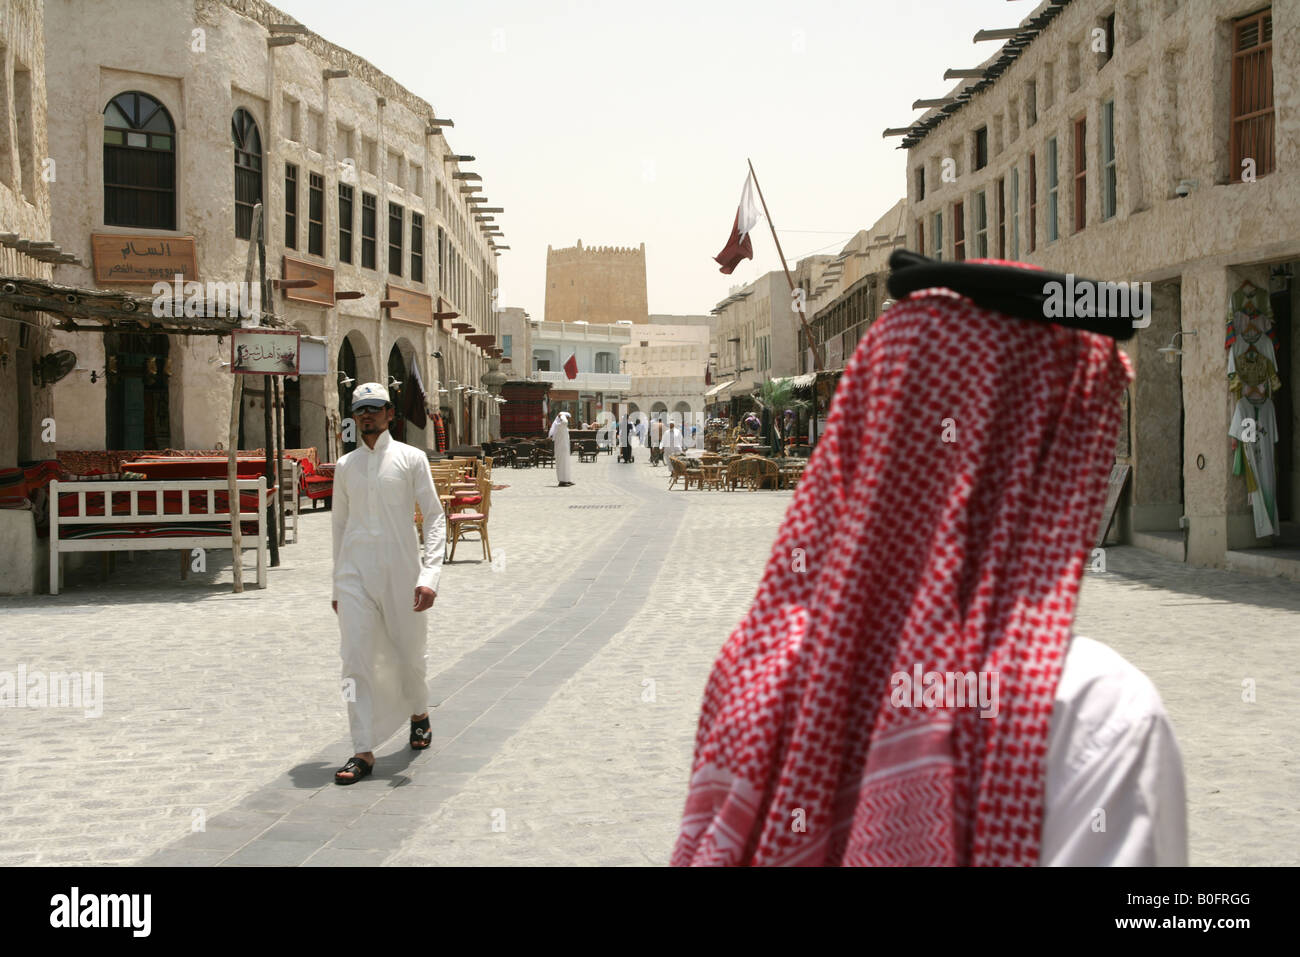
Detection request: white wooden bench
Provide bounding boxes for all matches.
[49,478,270,594]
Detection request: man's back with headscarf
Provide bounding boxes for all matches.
[673,282,1186,866]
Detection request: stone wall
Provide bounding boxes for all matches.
[0,0,53,471]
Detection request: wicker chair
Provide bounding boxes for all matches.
[447,473,492,562]
[577,440,598,463]
[726,456,757,491]
[668,455,700,491]
[534,442,555,468]
[750,457,780,491]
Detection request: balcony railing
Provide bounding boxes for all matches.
[536,370,631,391]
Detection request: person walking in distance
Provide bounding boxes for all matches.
[649,416,666,466]
[550,411,574,486]
[331,382,445,784]
[661,420,686,461]
[619,414,635,464]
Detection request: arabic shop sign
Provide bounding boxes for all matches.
[92,234,199,284]
[230,329,301,376]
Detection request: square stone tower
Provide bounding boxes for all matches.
[544,240,649,325]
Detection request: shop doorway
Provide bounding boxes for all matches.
[106,331,170,450]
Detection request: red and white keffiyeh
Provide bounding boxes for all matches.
[673,278,1133,866]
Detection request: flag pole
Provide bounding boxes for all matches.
[747,157,824,372]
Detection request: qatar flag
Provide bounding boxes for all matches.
[714,173,760,274]
[564,352,578,379]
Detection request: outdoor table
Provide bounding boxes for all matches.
[700,464,724,490]
[777,461,807,489]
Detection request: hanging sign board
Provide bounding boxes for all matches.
[230,329,300,375]
[298,337,328,375]
[92,234,199,284]
[282,256,335,305]
[387,283,433,325]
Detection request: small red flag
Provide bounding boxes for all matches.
[564,353,578,379]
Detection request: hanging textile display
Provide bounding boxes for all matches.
[432,413,448,453]
[1227,279,1282,538]
[405,356,429,430]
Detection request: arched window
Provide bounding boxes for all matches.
[103,92,175,229]
[232,108,263,239]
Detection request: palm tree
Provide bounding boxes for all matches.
[756,378,809,449]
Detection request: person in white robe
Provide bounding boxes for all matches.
[331,382,445,784]
[660,421,685,461]
[549,411,574,486]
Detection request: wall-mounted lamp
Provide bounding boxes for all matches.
[1157,330,1197,361]
[431,350,443,359]
[338,371,355,386]
[388,376,402,389]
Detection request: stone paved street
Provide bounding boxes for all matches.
[1,451,1297,866]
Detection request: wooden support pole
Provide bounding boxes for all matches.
[228,204,262,592]
[257,219,280,569]
[746,158,824,373]
[273,373,285,546]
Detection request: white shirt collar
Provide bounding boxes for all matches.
[364,429,393,454]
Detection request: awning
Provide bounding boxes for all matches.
[769,372,817,390]
[704,378,736,397]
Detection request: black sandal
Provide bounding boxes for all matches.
[410,715,432,751]
[334,755,373,785]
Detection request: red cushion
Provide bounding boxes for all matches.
[452,494,482,506]
[448,511,485,522]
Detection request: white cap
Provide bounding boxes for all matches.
[351,381,391,409]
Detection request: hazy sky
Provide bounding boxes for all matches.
[273,0,1023,315]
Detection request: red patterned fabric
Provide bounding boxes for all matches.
[55,487,270,518]
[673,282,1132,867]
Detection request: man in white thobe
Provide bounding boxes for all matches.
[661,420,685,460]
[331,382,445,784]
[549,411,574,486]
